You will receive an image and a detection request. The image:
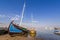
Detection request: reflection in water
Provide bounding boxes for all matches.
[36,31,60,40]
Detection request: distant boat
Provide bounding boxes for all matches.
[0,30,8,35]
[8,21,29,37]
[0,23,8,35]
[54,27,60,35]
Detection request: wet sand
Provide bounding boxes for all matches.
[0,34,43,40]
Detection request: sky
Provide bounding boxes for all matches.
[0,0,60,26]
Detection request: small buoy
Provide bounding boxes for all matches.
[29,28,36,37]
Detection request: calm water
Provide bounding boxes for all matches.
[36,31,60,40]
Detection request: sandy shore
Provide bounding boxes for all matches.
[0,34,43,40]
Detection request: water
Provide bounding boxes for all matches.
[36,31,60,40]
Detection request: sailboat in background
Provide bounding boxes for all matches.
[29,14,37,37]
[54,27,60,35]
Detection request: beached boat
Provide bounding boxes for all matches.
[8,21,29,37]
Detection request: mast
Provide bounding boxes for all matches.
[19,3,26,26]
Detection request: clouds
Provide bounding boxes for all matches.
[0,14,20,21]
[0,15,6,18]
[32,21,39,23]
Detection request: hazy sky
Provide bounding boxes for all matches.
[0,0,60,26]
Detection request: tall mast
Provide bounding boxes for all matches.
[19,3,26,26]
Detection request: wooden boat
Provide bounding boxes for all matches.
[8,21,29,37]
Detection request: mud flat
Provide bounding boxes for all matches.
[0,34,43,40]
